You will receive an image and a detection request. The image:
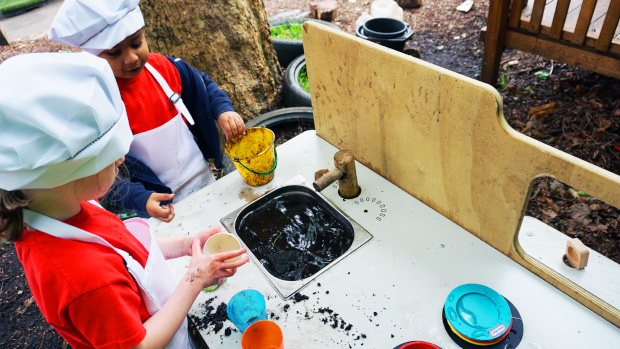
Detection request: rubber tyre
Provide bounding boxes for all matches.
[283,55,311,107]
[246,106,314,128]
[270,18,341,68]
[222,107,314,175]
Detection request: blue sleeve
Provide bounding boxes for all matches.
[105,175,153,218]
[104,155,173,218]
[200,71,235,120]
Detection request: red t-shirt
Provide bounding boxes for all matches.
[117,52,183,135]
[14,202,151,349]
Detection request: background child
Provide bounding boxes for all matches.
[49,0,247,222]
[0,52,248,348]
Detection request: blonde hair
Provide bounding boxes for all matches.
[0,189,30,242]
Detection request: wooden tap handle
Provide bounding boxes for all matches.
[313,168,343,191]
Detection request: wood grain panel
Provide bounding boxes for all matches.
[302,21,620,328]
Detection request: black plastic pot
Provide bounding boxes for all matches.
[283,54,311,107]
[363,17,408,38]
[246,106,314,128]
[356,17,414,52]
[270,18,341,68]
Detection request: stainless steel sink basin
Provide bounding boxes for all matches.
[220,177,373,299]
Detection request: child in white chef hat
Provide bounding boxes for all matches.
[0,52,248,348]
[49,0,246,222]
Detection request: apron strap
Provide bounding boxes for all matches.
[22,208,157,305]
[145,63,195,125]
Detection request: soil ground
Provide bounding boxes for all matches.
[1,0,619,347]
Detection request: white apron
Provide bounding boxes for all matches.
[127,63,215,202]
[22,203,191,348]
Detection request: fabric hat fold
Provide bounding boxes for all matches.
[49,0,144,55]
[0,52,133,190]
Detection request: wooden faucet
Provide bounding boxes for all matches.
[313,150,361,198]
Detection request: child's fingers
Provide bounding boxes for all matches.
[151,192,174,203]
[212,248,247,261]
[219,254,249,270]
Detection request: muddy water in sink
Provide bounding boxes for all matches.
[236,190,354,281]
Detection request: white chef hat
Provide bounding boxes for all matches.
[48,0,145,55]
[0,52,133,191]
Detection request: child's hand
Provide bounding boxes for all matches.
[146,192,175,222]
[192,226,225,254]
[218,111,246,141]
[188,238,249,288]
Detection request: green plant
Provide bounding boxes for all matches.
[298,65,310,93]
[534,71,550,80]
[270,22,304,40]
[0,0,46,14]
[498,73,510,89]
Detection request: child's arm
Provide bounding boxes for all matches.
[155,226,223,259]
[135,240,248,348]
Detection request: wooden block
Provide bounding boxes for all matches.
[395,0,421,9]
[309,0,338,22]
[566,238,590,269]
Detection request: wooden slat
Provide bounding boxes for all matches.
[505,30,620,79]
[480,0,512,84]
[572,0,599,45]
[550,0,572,39]
[556,0,589,34]
[529,0,548,32]
[595,0,620,51]
[509,0,528,28]
[586,0,613,39]
[539,0,560,30]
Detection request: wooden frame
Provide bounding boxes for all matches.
[303,21,620,327]
[481,0,620,84]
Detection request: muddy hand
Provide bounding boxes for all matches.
[189,238,249,288]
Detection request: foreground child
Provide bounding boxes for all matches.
[49,0,247,222]
[0,52,248,348]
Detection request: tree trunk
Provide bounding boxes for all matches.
[140,0,282,120]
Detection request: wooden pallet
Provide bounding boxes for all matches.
[481,0,620,84]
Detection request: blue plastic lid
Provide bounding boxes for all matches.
[444,284,511,341]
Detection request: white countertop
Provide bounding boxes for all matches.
[149,131,620,348]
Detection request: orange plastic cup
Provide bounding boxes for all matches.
[241,320,283,349]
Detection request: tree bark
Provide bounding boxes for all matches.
[140,0,282,120]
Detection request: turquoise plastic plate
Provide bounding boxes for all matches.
[443,284,511,342]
